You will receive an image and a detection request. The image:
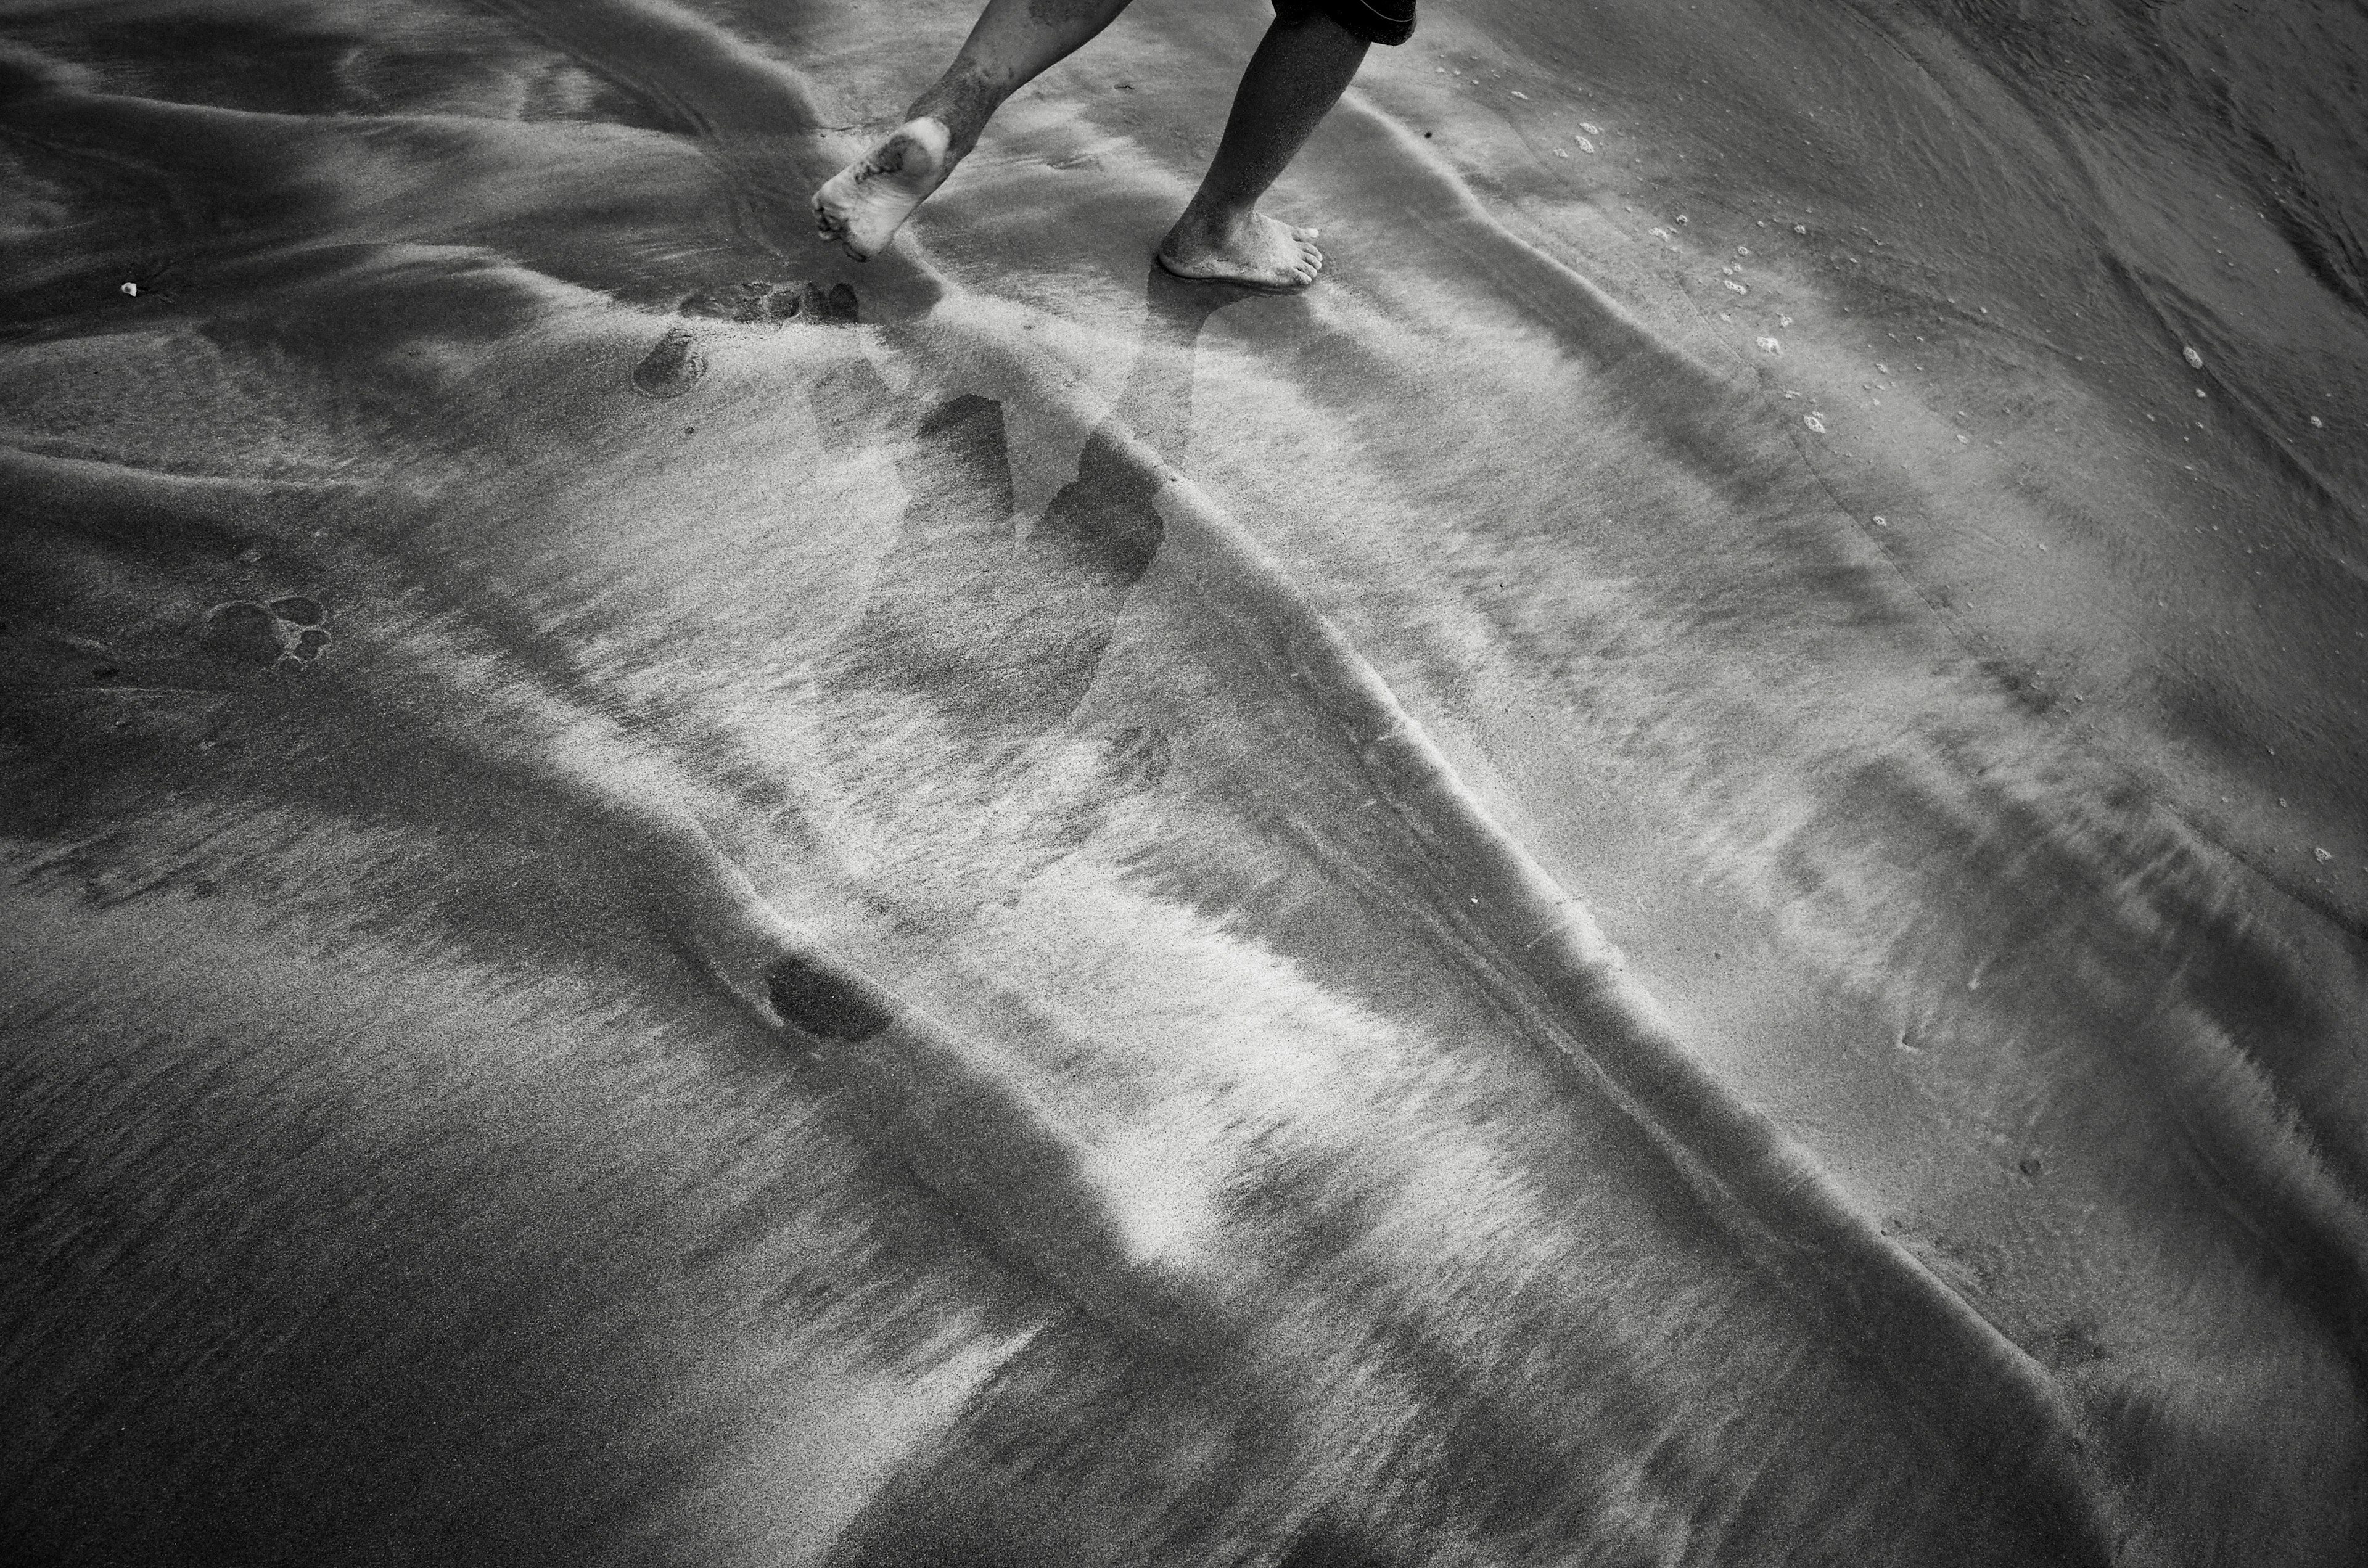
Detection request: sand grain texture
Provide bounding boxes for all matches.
[4,1,2365,1564]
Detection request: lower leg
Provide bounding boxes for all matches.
[1162,12,1367,271]
[911,0,1137,157]
[814,0,1133,258]
[1154,14,1367,287]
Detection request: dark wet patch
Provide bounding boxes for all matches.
[631,326,704,398]
[765,954,892,1043]
[267,596,324,626]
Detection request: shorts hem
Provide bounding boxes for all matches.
[1274,0,1416,47]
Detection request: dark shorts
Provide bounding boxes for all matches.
[1274,0,1416,47]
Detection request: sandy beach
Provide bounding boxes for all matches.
[5,1,2365,1561]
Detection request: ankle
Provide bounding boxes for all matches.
[906,71,997,158]
[1172,198,1251,247]
[882,115,958,174]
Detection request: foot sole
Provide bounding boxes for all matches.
[1151,248,1320,294]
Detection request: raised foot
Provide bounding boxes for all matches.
[1156,211,1325,292]
[813,117,955,261]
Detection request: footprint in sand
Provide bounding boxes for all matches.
[677,279,861,329]
[679,279,808,325]
[202,594,332,671]
[798,281,861,325]
[639,282,861,397]
[764,953,894,1046]
[633,326,706,399]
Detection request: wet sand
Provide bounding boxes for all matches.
[4,1,2366,1563]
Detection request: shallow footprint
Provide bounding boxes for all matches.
[799,281,860,326]
[676,280,856,327]
[201,601,282,661]
[202,596,332,670]
[633,325,706,398]
[680,279,806,325]
[765,953,895,1046]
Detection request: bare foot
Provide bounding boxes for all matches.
[1156,210,1324,291]
[813,117,955,261]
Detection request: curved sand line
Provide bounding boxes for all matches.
[296,597,1236,1355]
[477,6,2350,1540]
[477,0,947,322]
[9,1,2365,1558]
[1292,84,2368,1393]
[787,67,2361,1506]
[909,306,2121,1558]
[810,71,2351,1543]
[22,424,1192,1363]
[634,784,1236,1353]
[478,0,822,141]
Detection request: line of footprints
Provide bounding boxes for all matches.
[633,279,860,398]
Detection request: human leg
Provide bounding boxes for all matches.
[1156,10,1368,290]
[814,0,1135,260]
